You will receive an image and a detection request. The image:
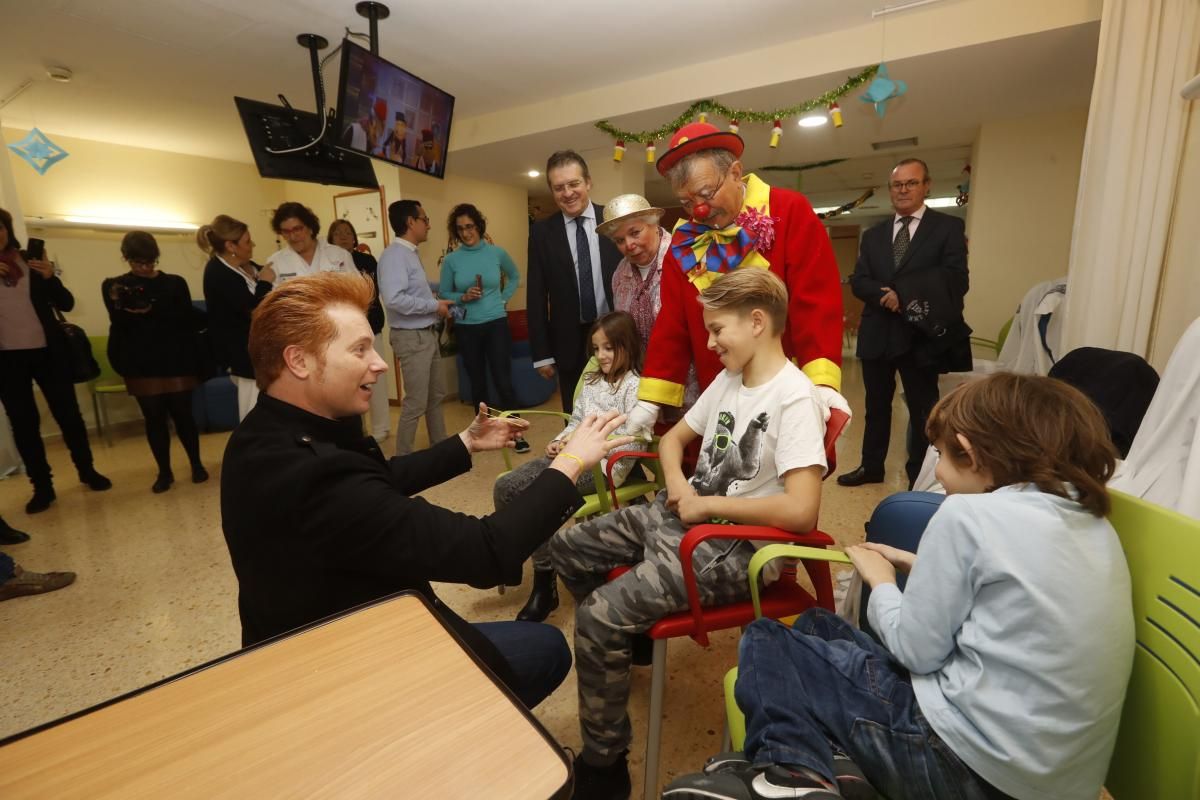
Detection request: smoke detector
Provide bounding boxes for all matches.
[46,66,73,83]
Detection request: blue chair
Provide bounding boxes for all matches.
[858,491,946,635]
[456,338,557,409]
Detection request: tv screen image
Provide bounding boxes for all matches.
[234,96,378,190]
[335,41,455,180]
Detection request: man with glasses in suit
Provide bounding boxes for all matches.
[838,158,970,488]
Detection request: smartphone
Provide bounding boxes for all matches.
[25,238,45,261]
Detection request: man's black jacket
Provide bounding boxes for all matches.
[221,394,583,678]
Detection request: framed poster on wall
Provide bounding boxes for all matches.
[333,187,388,255]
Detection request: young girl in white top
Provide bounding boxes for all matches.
[494,310,643,622]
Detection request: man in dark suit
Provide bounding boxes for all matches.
[527,150,622,412]
[839,158,970,487]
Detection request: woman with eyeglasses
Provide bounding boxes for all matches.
[438,203,528,449]
[102,231,208,493]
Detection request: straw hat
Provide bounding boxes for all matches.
[596,194,664,238]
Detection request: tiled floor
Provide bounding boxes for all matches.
[0,354,914,796]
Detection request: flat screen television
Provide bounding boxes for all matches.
[234,96,378,190]
[334,41,455,180]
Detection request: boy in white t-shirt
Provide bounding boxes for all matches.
[551,269,827,799]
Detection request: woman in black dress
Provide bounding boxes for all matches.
[102,231,207,493]
[327,218,390,441]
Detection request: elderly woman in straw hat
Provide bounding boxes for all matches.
[596,194,669,349]
[598,194,700,415]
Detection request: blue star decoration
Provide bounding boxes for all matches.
[859,63,907,118]
[7,128,70,175]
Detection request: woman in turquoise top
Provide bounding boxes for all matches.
[439,203,522,418]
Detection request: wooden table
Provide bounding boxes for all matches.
[0,593,571,798]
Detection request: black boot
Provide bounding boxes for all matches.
[79,468,112,491]
[516,569,559,622]
[152,472,174,494]
[25,483,56,514]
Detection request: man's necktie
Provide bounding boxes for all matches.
[575,216,597,322]
[893,216,913,267]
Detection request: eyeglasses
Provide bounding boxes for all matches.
[456,223,477,232]
[279,224,310,236]
[551,179,586,196]
[889,179,926,191]
[415,216,431,224]
[678,171,729,212]
[129,259,158,268]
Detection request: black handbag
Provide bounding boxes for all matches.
[50,305,101,383]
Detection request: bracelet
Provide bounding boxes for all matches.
[557,452,585,470]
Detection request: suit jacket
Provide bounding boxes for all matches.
[202,255,273,379]
[220,394,583,679]
[526,203,621,374]
[851,208,971,372]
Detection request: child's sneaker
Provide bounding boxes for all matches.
[664,763,842,799]
[514,436,531,454]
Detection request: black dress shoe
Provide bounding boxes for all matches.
[79,469,113,491]
[152,472,175,494]
[0,516,31,545]
[516,569,559,622]
[836,466,885,487]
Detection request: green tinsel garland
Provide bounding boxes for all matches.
[595,65,880,145]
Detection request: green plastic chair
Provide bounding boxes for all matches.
[87,335,126,445]
[722,492,1200,799]
[970,315,1014,357]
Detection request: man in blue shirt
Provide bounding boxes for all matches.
[378,200,452,456]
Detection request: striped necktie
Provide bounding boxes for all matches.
[893,216,913,266]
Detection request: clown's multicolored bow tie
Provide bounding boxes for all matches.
[670,220,757,281]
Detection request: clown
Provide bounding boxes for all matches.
[626,122,848,436]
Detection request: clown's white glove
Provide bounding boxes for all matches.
[626,400,660,441]
[814,385,852,425]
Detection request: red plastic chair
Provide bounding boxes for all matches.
[605,408,851,799]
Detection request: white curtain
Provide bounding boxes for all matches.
[1060,0,1200,356]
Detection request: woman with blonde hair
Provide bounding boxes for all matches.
[198,214,275,420]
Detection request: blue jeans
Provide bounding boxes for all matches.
[456,317,517,411]
[474,620,571,709]
[737,609,1010,800]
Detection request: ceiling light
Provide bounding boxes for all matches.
[527,170,540,178]
[28,215,199,232]
[798,114,828,128]
[925,197,959,208]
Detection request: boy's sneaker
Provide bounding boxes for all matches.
[664,764,841,799]
[570,749,630,800]
[514,436,531,454]
[701,752,877,800]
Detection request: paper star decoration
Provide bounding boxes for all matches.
[7,128,70,175]
[859,63,907,118]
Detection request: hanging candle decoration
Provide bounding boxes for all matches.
[769,120,782,148]
[646,141,656,163]
[729,119,740,134]
[613,139,625,162]
[829,102,843,128]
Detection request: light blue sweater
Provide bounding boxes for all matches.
[439,242,520,325]
[868,484,1134,800]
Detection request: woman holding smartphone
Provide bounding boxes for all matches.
[0,207,111,513]
[438,204,527,450]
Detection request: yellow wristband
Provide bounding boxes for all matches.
[557,452,585,470]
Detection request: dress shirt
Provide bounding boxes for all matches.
[892,204,927,243]
[563,206,609,321]
[378,238,439,329]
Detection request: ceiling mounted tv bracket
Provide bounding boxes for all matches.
[355,2,390,56]
[295,33,330,119]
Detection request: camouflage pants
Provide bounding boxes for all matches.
[549,491,754,761]
[495,456,598,571]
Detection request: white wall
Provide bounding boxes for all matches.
[964,107,1089,341]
